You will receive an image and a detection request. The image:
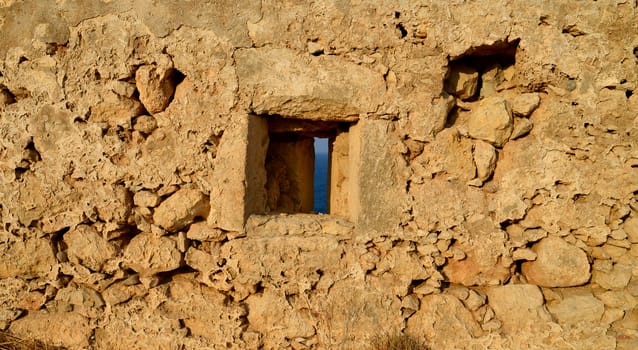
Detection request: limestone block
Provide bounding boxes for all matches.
[235,48,385,119]
[221,235,342,296]
[184,247,218,274]
[356,119,407,233]
[442,217,510,286]
[64,225,116,272]
[522,236,590,287]
[186,221,226,241]
[94,298,184,349]
[102,282,145,306]
[485,284,551,333]
[546,288,604,325]
[595,290,637,309]
[510,117,533,140]
[133,190,160,208]
[135,57,176,114]
[445,64,479,100]
[0,239,57,279]
[417,127,476,182]
[208,114,268,231]
[443,245,511,286]
[625,216,638,243]
[593,263,632,290]
[467,96,513,147]
[314,281,403,349]
[54,286,105,319]
[132,0,260,45]
[406,294,483,348]
[473,140,497,182]
[132,115,158,134]
[90,91,145,126]
[9,312,91,349]
[512,248,537,261]
[153,188,210,232]
[511,93,541,117]
[123,232,182,276]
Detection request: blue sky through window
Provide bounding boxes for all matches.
[314,138,328,213]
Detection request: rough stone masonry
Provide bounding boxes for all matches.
[0,1,637,349]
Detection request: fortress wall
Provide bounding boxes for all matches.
[0,1,637,349]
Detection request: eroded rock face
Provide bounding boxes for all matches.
[0,1,637,349]
[135,56,176,114]
[0,239,57,279]
[64,225,116,272]
[485,284,551,332]
[547,287,604,325]
[153,189,210,232]
[467,96,513,147]
[406,294,483,348]
[9,312,91,349]
[123,232,182,276]
[522,236,591,287]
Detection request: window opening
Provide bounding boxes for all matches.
[262,118,356,218]
[314,137,329,213]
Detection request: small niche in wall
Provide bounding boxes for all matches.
[444,39,520,102]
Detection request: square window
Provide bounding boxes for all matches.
[263,117,356,219]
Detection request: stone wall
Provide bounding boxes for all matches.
[0,1,637,349]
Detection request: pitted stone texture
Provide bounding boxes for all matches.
[245,288,316,343]
[485,284,551,333]
[9,312,91,349]
[522,236,590,287]
[0,238,57,279]
[593,262,632,290]
[64,224,116,272]
[160,279,246,343]
[467,96,513,147]
[153,189,210,232]
[546,287,604,325]
[123,232,182,276]
[406,294,483,349]
[442,217,511,286]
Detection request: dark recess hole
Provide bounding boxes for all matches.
[25,140,42,162]
[634,46,638,59]
[14,167,28,180]
[451,39,519,69]
[172,68,186,86]
[626,90,633,98]
[444,106,460,128]
[394,11,401,18]
[311,49,324,57]
[442,40,521,128]
[396,23,408,38]
[17,56,28,64]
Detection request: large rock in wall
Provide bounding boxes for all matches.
[0,1,637,349]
